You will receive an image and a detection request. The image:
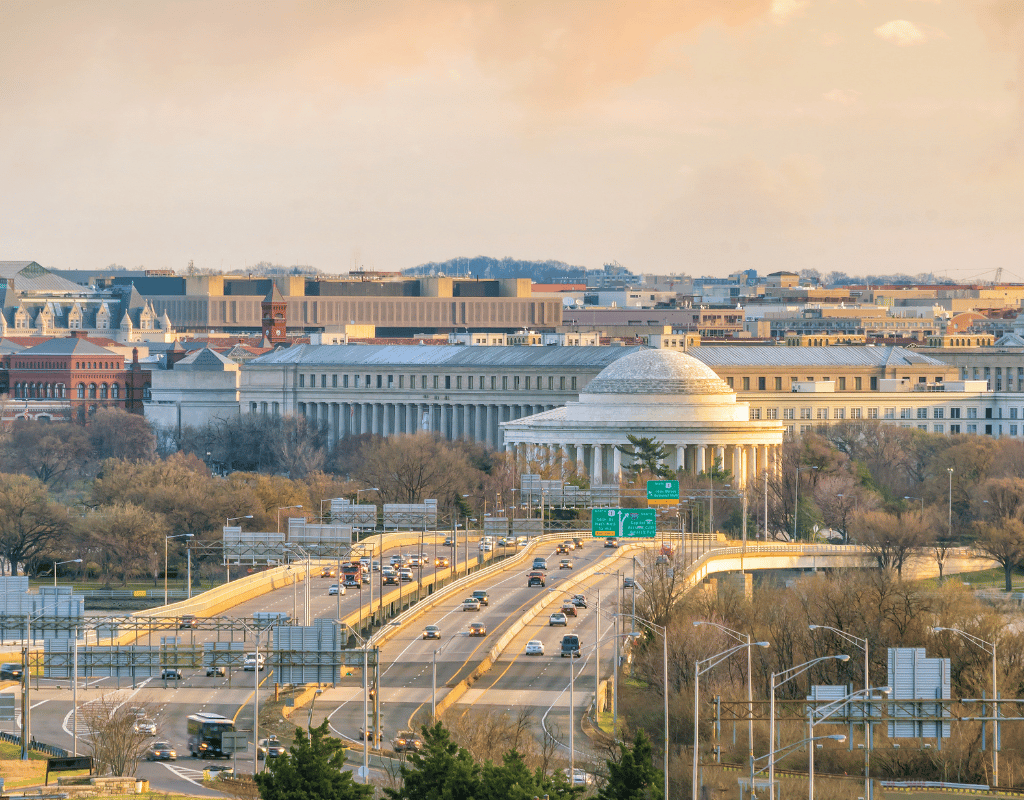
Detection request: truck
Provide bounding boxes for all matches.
[341,562,363,588]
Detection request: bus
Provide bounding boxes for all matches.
[186,712,235,758]
[341,562,363,588]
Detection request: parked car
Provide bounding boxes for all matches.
[160,667,182,680]
[423,625,441,640]
[559,559,573,570]
[468,622,487,637]
[206,665,226,677]
[0,663,23,681]
[134,718,157,735]
[604,538,619,548]
[525,640,545,656]
[257,736,287,759]
[178,615,199,629]
[549,612,568,627]
[463,598,481,611]
[393,730,425,752]
[146,742,176,761]
[243,653,265,671]
[471,590,490,606]
[527,571,546,587]
[328,584,345,596]
[561,602,578,617]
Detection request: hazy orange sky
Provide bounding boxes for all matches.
[2,0,1023,278]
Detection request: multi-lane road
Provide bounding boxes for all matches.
[13,533,646,793]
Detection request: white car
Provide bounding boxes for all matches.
[549,612,567,627]
[564,768,593,786]
[328,584,345,596]
[463,598,481,611]
[525,640,545,656]
[243,653,266,671]
[479,542,493,552]
[382,566,396,577]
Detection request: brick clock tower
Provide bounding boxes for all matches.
[261,284,288,343]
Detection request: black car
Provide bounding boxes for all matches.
[383,574,399,585]
[179,615,199,629]
[604,538,619,548]
[570,595,587,609]
[0,663,23,681]
[147,742,177,761]
[258,737,287,759]
[161,667,183,680]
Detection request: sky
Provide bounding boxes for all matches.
[2,0,1023,279]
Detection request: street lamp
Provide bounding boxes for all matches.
[623,616,670,800]
[277,505,303,533]
[931,626,998,786]
[903,496,924,514]
[693,635,770,800]
[355,488,379,504]
[947,468,954,542]
[307,687,324,741]
[432,632,463,718]
[810,625,872,800]
[695,621,756,799]
[227,515,254,526]
[793,466,818,541]
[808,688,888,800]
[53,558,82,589]
[164,533,194,606]
[768,654,849,800]
[753,733,847,800]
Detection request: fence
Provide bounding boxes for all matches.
[0,730,69,758]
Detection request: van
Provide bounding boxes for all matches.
[560,634,581,658]
[532,558,548,570]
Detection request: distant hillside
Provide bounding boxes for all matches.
[404,256,596,283]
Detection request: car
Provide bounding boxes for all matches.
[134,718,157,736]
[497,537,509,547]
[257,736,287,759]
[399,568,414,582]
[393,730,425,752]
[604,538,619,548]
[359,726,384,745]
[527,571,546,587]
[407,554,422,566]
[0,663,23,681]
[525,640,545,656]
[243,653,266,671]
[423,625,441,640]
[555,543,569,554]
[382,564,396,575]
[206,665,226,677]
[561,602,578,617]
[328,584,346,596]
[559,559,573,570]
[129,706,148,719]
[468,622,487,637]
[571,595,587,609]
[320,566,338,578]
[434,556,450,567]
[572,538,584,549]
[206,764,234,777]
[532,558,548,570]
[655,554,669,565]
[561,634,582,658]
[479,542,493,552]
[562,540,576,550]
[564,767,594,786]
[383,575,399,585]
[549,612,568,627]
[359,557,371,569]
[160,667,182,680]
[623,577,636,589]
[179,615,199,629]
[371,560,381,572]
[471,590,489,606]
[463,598,481,611]
[443,537,454,547]
[146,742,177,761]
[390,554,404,565]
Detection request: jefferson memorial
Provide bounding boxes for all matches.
[501,348,785,488]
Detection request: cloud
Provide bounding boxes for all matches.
[823,88,861,105]
[874,19,928,46]
[770,0,809,24]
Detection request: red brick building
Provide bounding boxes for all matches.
[6,333,151,421]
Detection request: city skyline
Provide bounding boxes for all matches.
[2,1,1023,279]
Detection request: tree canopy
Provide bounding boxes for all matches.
[254,721,372,800]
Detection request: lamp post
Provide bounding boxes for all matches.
[277,504,303,534]
[164,533,194,606]
[355,487,379,504]
[695,621,756,799]
[931,626,998,786]
[810,625,871,800]
[903,496,924,515]
[947,468,954,541]
[307,688,324,741]
[284,543,312,626]
[753,733,846,799]
[694,637,771,800]
[53,558,82,589]
[768,654,849,800]
[224,516,253,583]
[431,632,462,718]
[793,466,818,541]
[808,688,889,800]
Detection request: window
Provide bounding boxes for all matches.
[77,383,85,399]
[1012,408,1019,420]
[513,376,520,390]
[917,408,927,419]
[548,377,554,390]
[758,377,766,390]
[502,377,508,390]
[950,407,961,419]
[900,408,911,420]
[967,408,978,419]
[456,376,462,390]
[88,383,97,399]
[1012,425,1019,436]
[299,374,305,388]
[366,374,371,387]
[835,408,846,420]
[434,376,440,389]
[491,376,497,390]
[934,424,944,434]
[743,377,750,390]
[934,408,944,419]
[766,408,778,420]
[867,408,878,419]
[444,376,451,390]
[750,408,762,420]
[727,377,734,389]
[378,375,384,389]
[355,374,362,388]
[800,407,812,420]
[333,374,338,388]
[525,377,531,390]
[321,374,327,388]
[870,377,878,390]
[783,408,795,420]
[838,377,846,390]
[855,377,862,390]
[467,376,473,390]
[343,374,349,388]
[111,383,119,399]
[310,374,316,387]
[967,424,978,434]
[950,424,960,434]
[816,408,828,420]
[143,384,151,401]
[774,377,782,390]
[571,377,577,390]
[884,408,895,419]
[100,383,108,399]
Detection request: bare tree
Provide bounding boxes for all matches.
[82,696,152,776]
[855,509,928,578]
[974,518,1024,592]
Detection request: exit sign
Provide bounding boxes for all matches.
[591,508,657,538]
[647,480,679,506]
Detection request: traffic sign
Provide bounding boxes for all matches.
[646,480,679,506]
[591,508,657,538]
[221,732,249,753]
[0,694,15,721]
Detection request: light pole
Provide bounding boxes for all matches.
[793,466,818,541]
[164,533,194,605]
[768,654,849,800]
[947,467,954,542]
[624,615,672,800]
[808,688,888,800]
[903,495,924,515]
[753,733,846,799]
[431,632,462,718]
[277,504,303,534]
[355,487,379,504]
[225,516,253,583]
[695,621,756,799]
[284,544,311,625]
[810,625,871,800]
[931,626,998,786]
[693,637,770,800]
[53,558,82,589]
[307,688,324,741]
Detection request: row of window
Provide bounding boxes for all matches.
[726,375,949,391]
[786,423,1008,437]
[12,382,151,400]
[14,360,120,370]
[751,406,1000,421]
[296,373,579,392]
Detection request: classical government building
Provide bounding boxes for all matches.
[502,349,784,487]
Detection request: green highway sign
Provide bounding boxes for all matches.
[591,508,658,538]
[647,480,679,506]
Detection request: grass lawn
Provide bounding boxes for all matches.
[939,566,1024,591]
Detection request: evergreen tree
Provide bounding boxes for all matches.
[617,435,674,479]
[254,721,372,800]
[384,722,481,800]
[598,730,663,800]
[479,749,581,800]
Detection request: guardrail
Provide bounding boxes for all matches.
[0,730,69,758]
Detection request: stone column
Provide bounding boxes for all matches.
[696,444,707,475]
[592,444,604,485]
[675,444,686,472]
[360,403,370,435]
[612,444,622,483]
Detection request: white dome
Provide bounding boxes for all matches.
[582,348,732,397]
